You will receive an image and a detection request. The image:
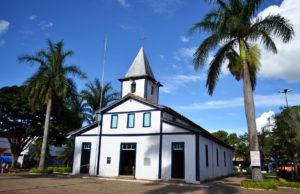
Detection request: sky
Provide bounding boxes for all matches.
[1,0,299,135]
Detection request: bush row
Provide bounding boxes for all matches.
[241,178,300,190]
[29,166,71,174]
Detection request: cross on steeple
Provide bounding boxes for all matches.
[141,32,146,47]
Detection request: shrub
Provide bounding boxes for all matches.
[48,166,71,173]
[29,168,53,174]
[278,178,300,188]
[241,179,278,190]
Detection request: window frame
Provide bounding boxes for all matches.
[143,112,151,127]
[216,148,219,167]
[110,114,118,129]
[224,151,226,167]
[205,144,209,168]
[127,113,135,128]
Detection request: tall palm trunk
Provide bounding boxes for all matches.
[38,97,52,170]
[240,39,263,182]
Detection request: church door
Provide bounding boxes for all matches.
[171,142,185,179]
[119,143,136,176]
[80,142,91,174]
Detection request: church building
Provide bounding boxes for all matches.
[70,47,233,183]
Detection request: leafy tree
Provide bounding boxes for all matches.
[0,86,44,169]
[28,138,50,167]
[189,0,294,182]
[81,78,119,123]
[57,139,74,167]
[273,106,300,179]
[212,130,248,162]
[19,40,86,170]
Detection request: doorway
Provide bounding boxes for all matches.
[119,143,136,176]
[171,142,185,179]
[80,142,91,173]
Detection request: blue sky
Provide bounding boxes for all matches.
[1,0,299,134]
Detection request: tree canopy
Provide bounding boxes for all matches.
[0,86,44,168]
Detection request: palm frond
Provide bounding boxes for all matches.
[193,33,225,69]
[207,39,236,95]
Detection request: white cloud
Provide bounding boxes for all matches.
[256,0,300,82]
[180,36,190,43]
[161,74,205,93]
[175,93,300,110]
[175,46,196,62]
[256,111,275,132]
[29,15,37,21]
[117,0,130,8]
[39,21,54,30]
[0,20,9,35]
[0,39,5,47]
[145,0,182,15]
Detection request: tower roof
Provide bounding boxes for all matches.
[125,47,155,79]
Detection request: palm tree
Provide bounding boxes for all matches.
[189,0,294,182]
[81,78,119,123]
[19,40,86,170]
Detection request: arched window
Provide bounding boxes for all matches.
[131,81,136,93]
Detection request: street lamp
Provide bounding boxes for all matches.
[278,88,293,107]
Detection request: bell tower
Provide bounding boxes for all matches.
[118,47,162,103]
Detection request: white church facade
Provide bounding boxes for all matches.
[70,48,233,183]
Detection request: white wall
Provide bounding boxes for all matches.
[199,135,233,181]
[107,98,154,113]
[161,134,196,183]
[103,100,161,135]
[145,80,159,103]
[72,135,99,176]
[122,79,145,98]
[99,136,160,180]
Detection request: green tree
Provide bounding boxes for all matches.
[19,40,86,170]
[190,0,294,181]
[57,139,74,167]
[81,78,119,123]
[0,86,44,169]
[273,106,300,179]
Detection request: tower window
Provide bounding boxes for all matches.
[151,86,154,95]
[131,82,136,93]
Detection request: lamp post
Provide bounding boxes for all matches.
[278,88,293,107]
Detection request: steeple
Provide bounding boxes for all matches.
[119,47,162,103]
[125,47,155,79]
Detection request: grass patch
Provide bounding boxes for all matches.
[278,178,300,188]
[241,179,278,190]
[29,168,53,174]
[47,166,71,173]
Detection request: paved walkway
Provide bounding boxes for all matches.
[0,174,299,194]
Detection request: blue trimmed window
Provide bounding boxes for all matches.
[127,114,135,128]
[143,112,151,127]
[111,115,118,128]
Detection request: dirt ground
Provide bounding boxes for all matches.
[0,174,299,194]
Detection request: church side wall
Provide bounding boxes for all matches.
[99,136,160,180]
[72,135,98,176]
[199,135,233,181]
